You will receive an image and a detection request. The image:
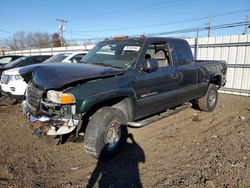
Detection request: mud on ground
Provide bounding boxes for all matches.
[0,94,249,188]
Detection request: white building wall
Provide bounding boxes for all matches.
[187,34,250,96]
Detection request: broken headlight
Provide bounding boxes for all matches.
[47,90,76,104]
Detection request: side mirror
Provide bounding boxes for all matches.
[143,59,158,72]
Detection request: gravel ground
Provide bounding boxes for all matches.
[0,94,249,188]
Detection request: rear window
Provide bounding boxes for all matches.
[172,40,193,65]
[0,57,12,64]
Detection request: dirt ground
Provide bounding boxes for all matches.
[0,94,249,188]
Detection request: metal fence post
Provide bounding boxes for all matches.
[195,28,199,60]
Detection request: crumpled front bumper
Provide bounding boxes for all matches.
[22,100,79,136]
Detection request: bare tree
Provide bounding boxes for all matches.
[26,32,35,49]
[16,31,26,50]
[3,31,53,50]
[34,32,51,48]
[4,37,19,50]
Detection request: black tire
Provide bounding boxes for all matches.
[84,107,128,160]
[198,84,218,112]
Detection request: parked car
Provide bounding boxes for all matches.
[0,55,51,98]
[0,55,24,66]
[21,37,227,159]
[0,52,88,101]
[0,55,51,75]
[43,52,88,63]
[0,68,28,100]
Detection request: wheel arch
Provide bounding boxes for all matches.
[79,88,137,121]
[209,74,222,88]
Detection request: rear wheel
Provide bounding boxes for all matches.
[84,107,128,160]
[198,84,218,112]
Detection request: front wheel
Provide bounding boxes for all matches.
[198,84,218,112]
[84,107,128,160]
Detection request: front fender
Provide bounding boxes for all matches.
[79,88,137,114]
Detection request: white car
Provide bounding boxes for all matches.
[0,51,88,101]
[43,51,88,63]
[0,67,26,101]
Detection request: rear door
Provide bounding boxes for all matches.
[134,40,180,119]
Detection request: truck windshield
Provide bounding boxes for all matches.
[80,40,143,69]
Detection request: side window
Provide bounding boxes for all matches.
[17,58,33,67]
[172,41,193,65]
[145,42,171,68]
[70,54,84,63]
[41,56,50,62]
[19,57,41,67]
[34,57,42,63]
[98,45,116,55]
[32,57,41,64]
[145,44,155,58]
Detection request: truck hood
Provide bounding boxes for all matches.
[19,63,124,90]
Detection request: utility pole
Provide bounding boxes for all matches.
[244,15,248,35]
[56,19,67,46]
[195,28,199,60]
[207,14,211,37]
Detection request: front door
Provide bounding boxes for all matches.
[133,41,180,119]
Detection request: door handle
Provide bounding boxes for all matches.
[171,73,178,78]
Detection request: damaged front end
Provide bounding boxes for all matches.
[23,83,80,136]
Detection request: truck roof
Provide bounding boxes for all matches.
[101,36,188,44]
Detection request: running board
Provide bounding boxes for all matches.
[126,102,192,128]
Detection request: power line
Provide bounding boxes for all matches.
[64,31,97,38]
[0,29,14,35]
[67,20,250,42]
[69,0,193,22]
[147,21,250,36]
[72,9,250,33]
[70,0,177,18]
[2,21,249,50]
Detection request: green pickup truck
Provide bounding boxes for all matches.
[20,36,227,159]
